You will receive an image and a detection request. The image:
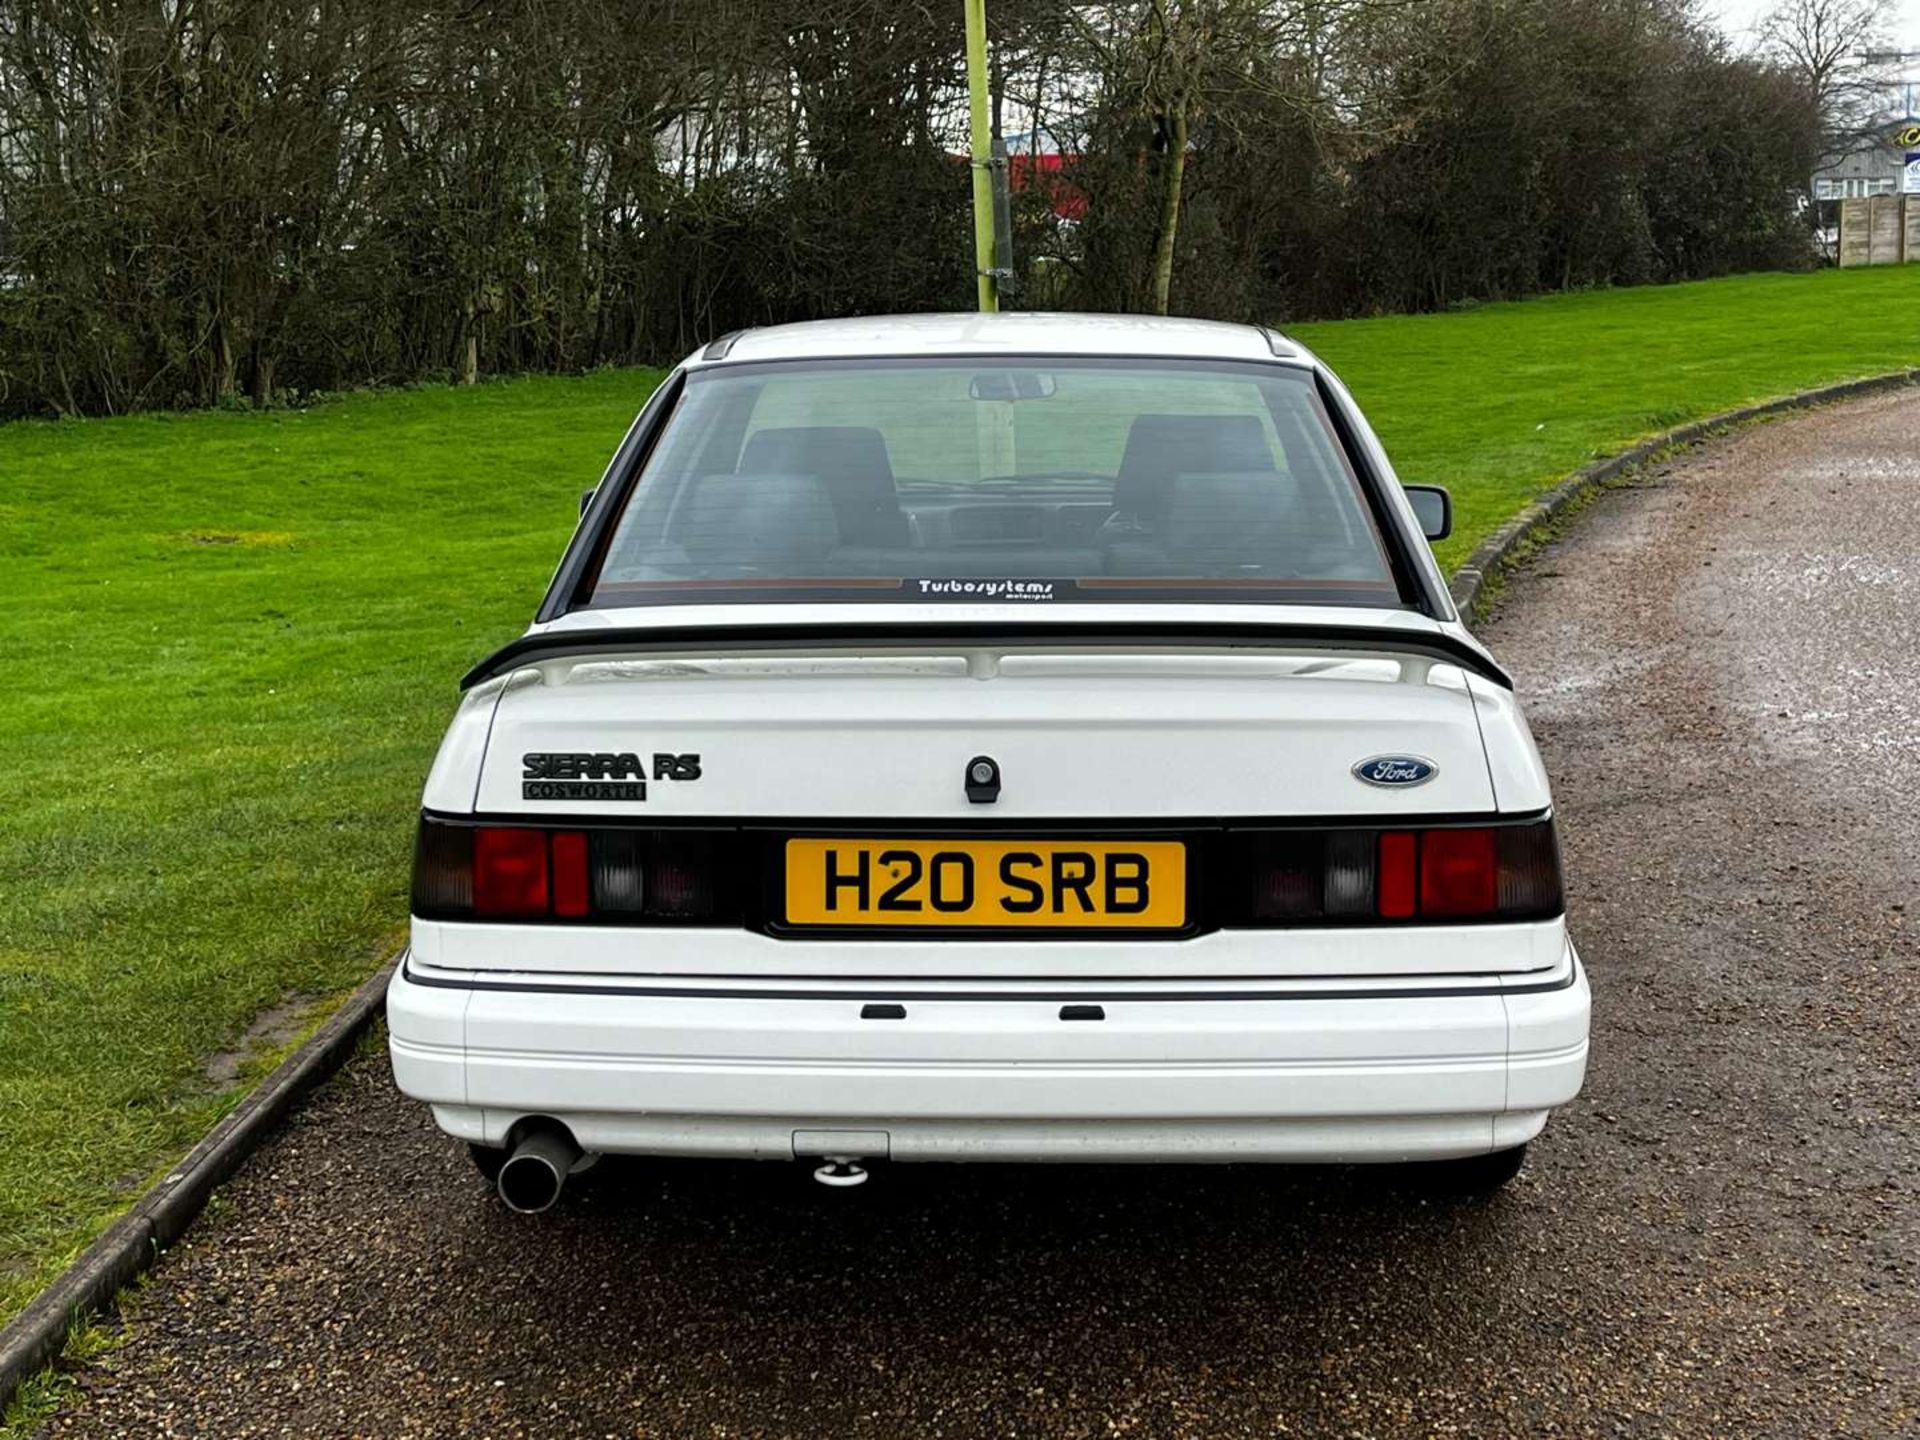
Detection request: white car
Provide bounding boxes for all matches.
[388,313,1589,1211]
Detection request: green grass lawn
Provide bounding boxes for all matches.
[3,264,1918,1326]
[1291,266,1920,570]
[0,370,667,1322]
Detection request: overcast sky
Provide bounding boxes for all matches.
[1708,0,1920,52]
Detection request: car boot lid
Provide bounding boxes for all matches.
[455,620,1514,820]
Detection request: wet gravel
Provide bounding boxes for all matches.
[42,393,1920,1438]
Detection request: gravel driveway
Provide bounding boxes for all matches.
[39,391,1920,1438]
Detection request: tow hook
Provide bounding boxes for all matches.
[812,1155,870,1187]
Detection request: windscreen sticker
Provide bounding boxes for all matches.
[914,579,1057,601]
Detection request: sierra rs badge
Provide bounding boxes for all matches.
[1352,755,1437,788]
[520,752,702,801]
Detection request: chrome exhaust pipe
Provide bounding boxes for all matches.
[496,1124,582,1214]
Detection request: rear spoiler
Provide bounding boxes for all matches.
[461,620,1512,691]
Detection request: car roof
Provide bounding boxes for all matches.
[696,311,1305,367]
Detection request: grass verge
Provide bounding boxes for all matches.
[3,265,1919,1328]
[1290,265,1920,570]
[0,1309,125,1438]
[0,369,667,1324]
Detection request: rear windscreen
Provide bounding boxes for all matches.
[585,358,1401,609]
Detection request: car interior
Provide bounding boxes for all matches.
[597,375,1397,590]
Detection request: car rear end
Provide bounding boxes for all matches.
[386,316,1588,1197]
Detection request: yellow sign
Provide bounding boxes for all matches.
[784,838,1188,928]
[1894,123,1920,148]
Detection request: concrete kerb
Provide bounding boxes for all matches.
[0,953,400,1416]
[1450,369,1920,621]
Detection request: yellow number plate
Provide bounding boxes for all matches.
[783,839,1187,929]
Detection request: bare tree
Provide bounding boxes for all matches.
[1759,0,1896,166]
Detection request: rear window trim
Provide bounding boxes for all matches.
[543,353,1435,622]
[541,367,686,623]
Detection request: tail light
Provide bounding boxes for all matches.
[411,816,736,923]
[1241,818,1561,925]
[1420,827,1496,917]
[473,827,552,918]
[550,832,591,918]
[412,814,1560,928]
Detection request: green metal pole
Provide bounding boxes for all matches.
[964,0,998,313]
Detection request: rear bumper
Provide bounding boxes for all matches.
[388,947,1589,1164]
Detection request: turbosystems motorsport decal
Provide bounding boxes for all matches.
[914,579,1057,601]
[521,752,701,801]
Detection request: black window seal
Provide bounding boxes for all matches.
[534,368,688,625]
[537,352,1449,628]
[1310,369,1449,620]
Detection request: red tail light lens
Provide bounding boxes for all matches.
[411,816,737,924]
[550,831,591,918]
[1377,832,1418,918]
[472,828,549,918]
[1419,827,1497,917]
[1243,818,1561,926]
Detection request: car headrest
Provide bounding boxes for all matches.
[673,471,841,564]
[1115,414,1276,520]
[739,426,909,546]
[1162,470,1291,559]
